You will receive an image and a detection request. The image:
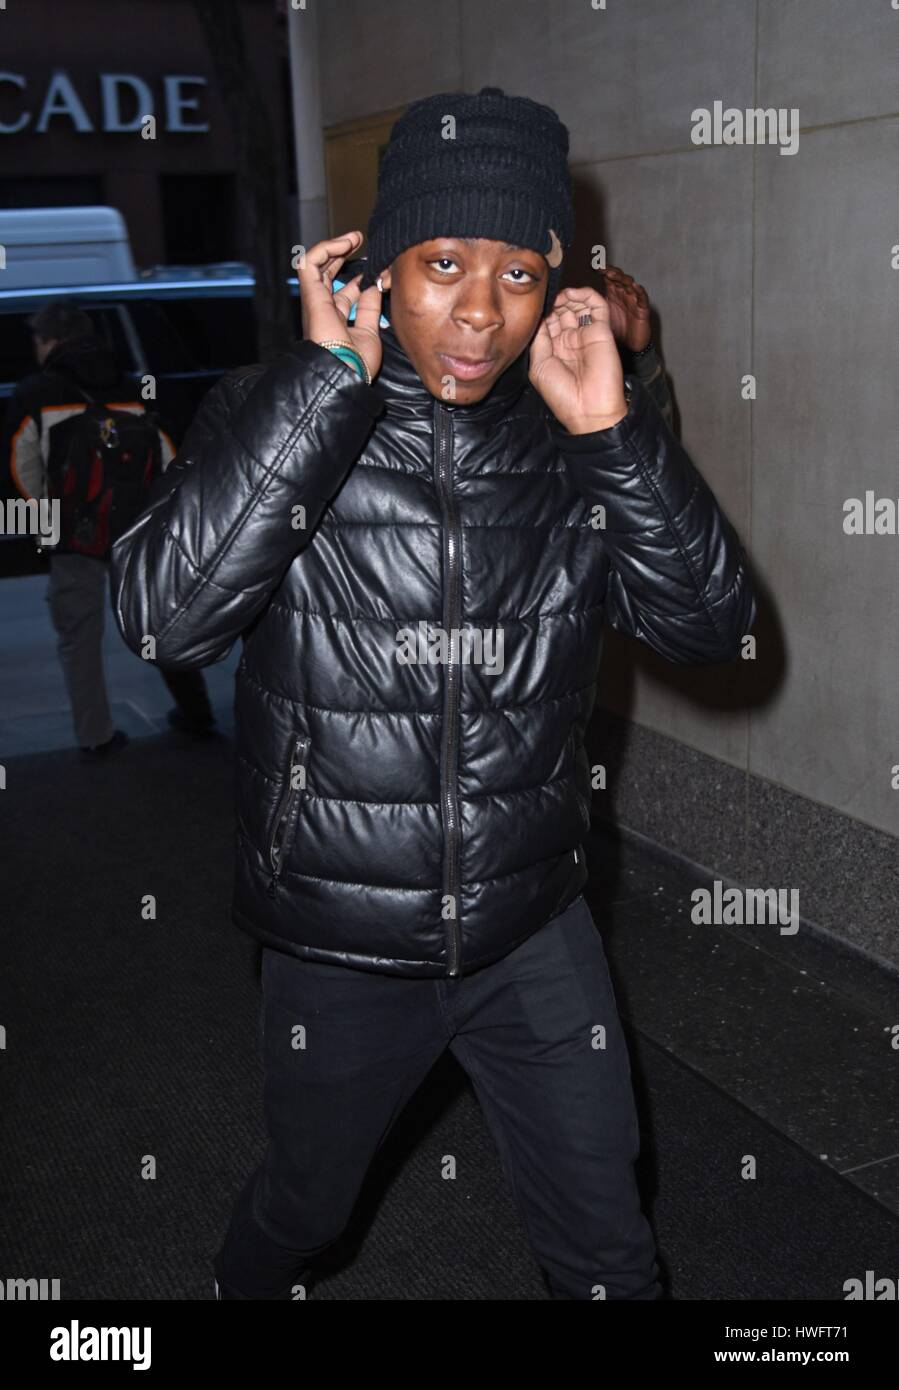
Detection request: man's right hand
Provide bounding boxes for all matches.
[297,230,384,382]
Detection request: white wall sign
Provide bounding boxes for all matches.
[0,71,209,134]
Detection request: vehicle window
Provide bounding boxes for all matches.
[0,303,137,388]
[89,307,136,371]
[124,300,197,373]
[0,313,38,385]
[157,297,258,370]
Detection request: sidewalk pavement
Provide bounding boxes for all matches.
[0,571,239,755]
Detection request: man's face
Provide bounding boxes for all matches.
[380,236,549,403]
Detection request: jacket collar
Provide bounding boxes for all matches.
[372,321,530,425]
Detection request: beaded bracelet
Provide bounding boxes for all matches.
[317,338,371,385]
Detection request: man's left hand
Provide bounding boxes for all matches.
[528,287,629,435]
[602,266,653,354]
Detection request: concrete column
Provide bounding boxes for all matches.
[286,1,329,252]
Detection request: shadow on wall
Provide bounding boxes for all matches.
[565,174,688,428]
[563,175,786,861]
[600,565,785,723]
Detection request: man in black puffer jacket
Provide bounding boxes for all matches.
[111,88,755,1301]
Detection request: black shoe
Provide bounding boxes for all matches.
[212,1251,312,1300]
[80,728,129,762]
[166,707,216,737]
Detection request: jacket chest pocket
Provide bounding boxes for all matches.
[267,734,311,894]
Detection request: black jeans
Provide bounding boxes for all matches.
[217,893,662,1300]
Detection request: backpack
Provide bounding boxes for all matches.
[45,374,165,559]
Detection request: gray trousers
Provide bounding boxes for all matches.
[46,551,212,749]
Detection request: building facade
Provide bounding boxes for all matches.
[0,0,293,269]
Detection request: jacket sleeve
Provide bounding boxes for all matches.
[110,338,383,670]
[625,343,674,430]
[3,385,44,502]
[550,374,756,664]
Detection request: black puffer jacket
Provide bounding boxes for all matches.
[111,323,756,977]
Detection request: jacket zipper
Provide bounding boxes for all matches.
[434,402,462,977]
[267,734,311,898]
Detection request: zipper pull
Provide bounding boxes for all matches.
[267,734,311,897]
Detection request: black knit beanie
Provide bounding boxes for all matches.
[359,86,574,317]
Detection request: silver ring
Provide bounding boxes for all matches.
[577,313,593,327]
